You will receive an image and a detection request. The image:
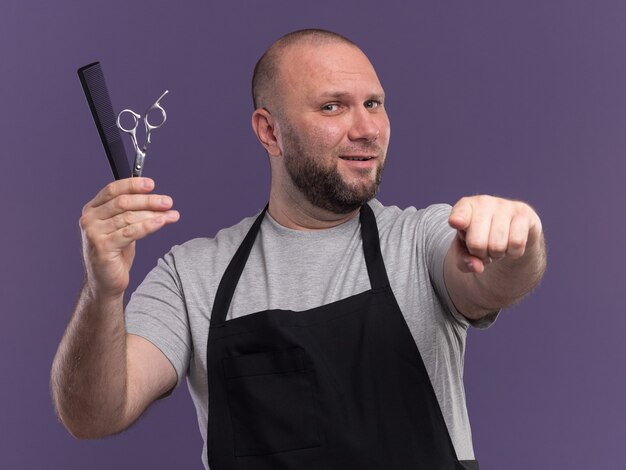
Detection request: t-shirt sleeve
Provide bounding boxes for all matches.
[423,204,498,329]
[125,249,192,388]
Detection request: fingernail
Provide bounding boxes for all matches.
[143,179,153,189]
[463,257,474,270]
[160,197,171,206]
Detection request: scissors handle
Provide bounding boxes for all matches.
[144,90,168,145]
[116,109,142,134]
[116,90,169,177]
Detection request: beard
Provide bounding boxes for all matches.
[281,126,385,215]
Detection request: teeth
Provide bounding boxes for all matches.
[343,157,369,161]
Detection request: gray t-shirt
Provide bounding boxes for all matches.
[126,199,495,468]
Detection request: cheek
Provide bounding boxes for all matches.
[308,122,345,148]
[378,115,391,140]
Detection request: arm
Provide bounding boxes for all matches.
[51,178,179,438]
[443,195,547,321]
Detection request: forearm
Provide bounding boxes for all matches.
[52,178,179,438]
[51,282,130,438]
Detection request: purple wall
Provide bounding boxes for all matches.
[2,1,625,468]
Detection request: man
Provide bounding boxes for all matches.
[52,29,546,470]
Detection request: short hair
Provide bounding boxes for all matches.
[251,29,359,110]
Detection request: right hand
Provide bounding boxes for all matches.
[79,177,180,300]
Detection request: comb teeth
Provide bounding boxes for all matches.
[80,65,121,145]
[78,62,130,180]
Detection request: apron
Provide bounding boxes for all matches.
[207,203,479,470]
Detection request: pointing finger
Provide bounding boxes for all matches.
[453,235,486,274]
[463,206,492,260]
[448,198,473,231]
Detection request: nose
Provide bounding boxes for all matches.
[347,107,380,143]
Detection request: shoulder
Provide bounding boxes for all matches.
[172,212,259,256]
[158,210,263,276]
[368,199,453,238]
[368,199,456,282]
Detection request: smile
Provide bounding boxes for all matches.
[340,156,375,161]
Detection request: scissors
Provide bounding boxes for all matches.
[116,90,169,177]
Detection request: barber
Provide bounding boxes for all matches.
[52,29,546,470]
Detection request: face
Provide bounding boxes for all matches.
[272,42,390,214]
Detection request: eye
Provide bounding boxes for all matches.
[364,100,382,109]
[321,103,340,113]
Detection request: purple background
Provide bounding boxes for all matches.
[2,1,625,468]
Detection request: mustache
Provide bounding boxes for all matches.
[335,143,385,158]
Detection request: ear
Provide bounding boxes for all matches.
[251,108,282,157]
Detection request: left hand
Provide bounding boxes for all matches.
[448,195,543,274]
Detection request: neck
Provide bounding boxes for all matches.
[268,188,360,231]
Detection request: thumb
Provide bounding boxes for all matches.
[452,233,485,274]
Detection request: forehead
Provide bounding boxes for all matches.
[278,42,383,100]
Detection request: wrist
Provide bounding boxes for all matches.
[81,279,125,310]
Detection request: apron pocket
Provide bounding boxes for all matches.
[223,348,321,457]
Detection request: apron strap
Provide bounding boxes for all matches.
[359,203,391,291]
[211,205,268,325]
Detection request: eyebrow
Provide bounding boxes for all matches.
[317,91,386,101]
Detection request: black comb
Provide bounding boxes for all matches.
[77,62,130,180]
